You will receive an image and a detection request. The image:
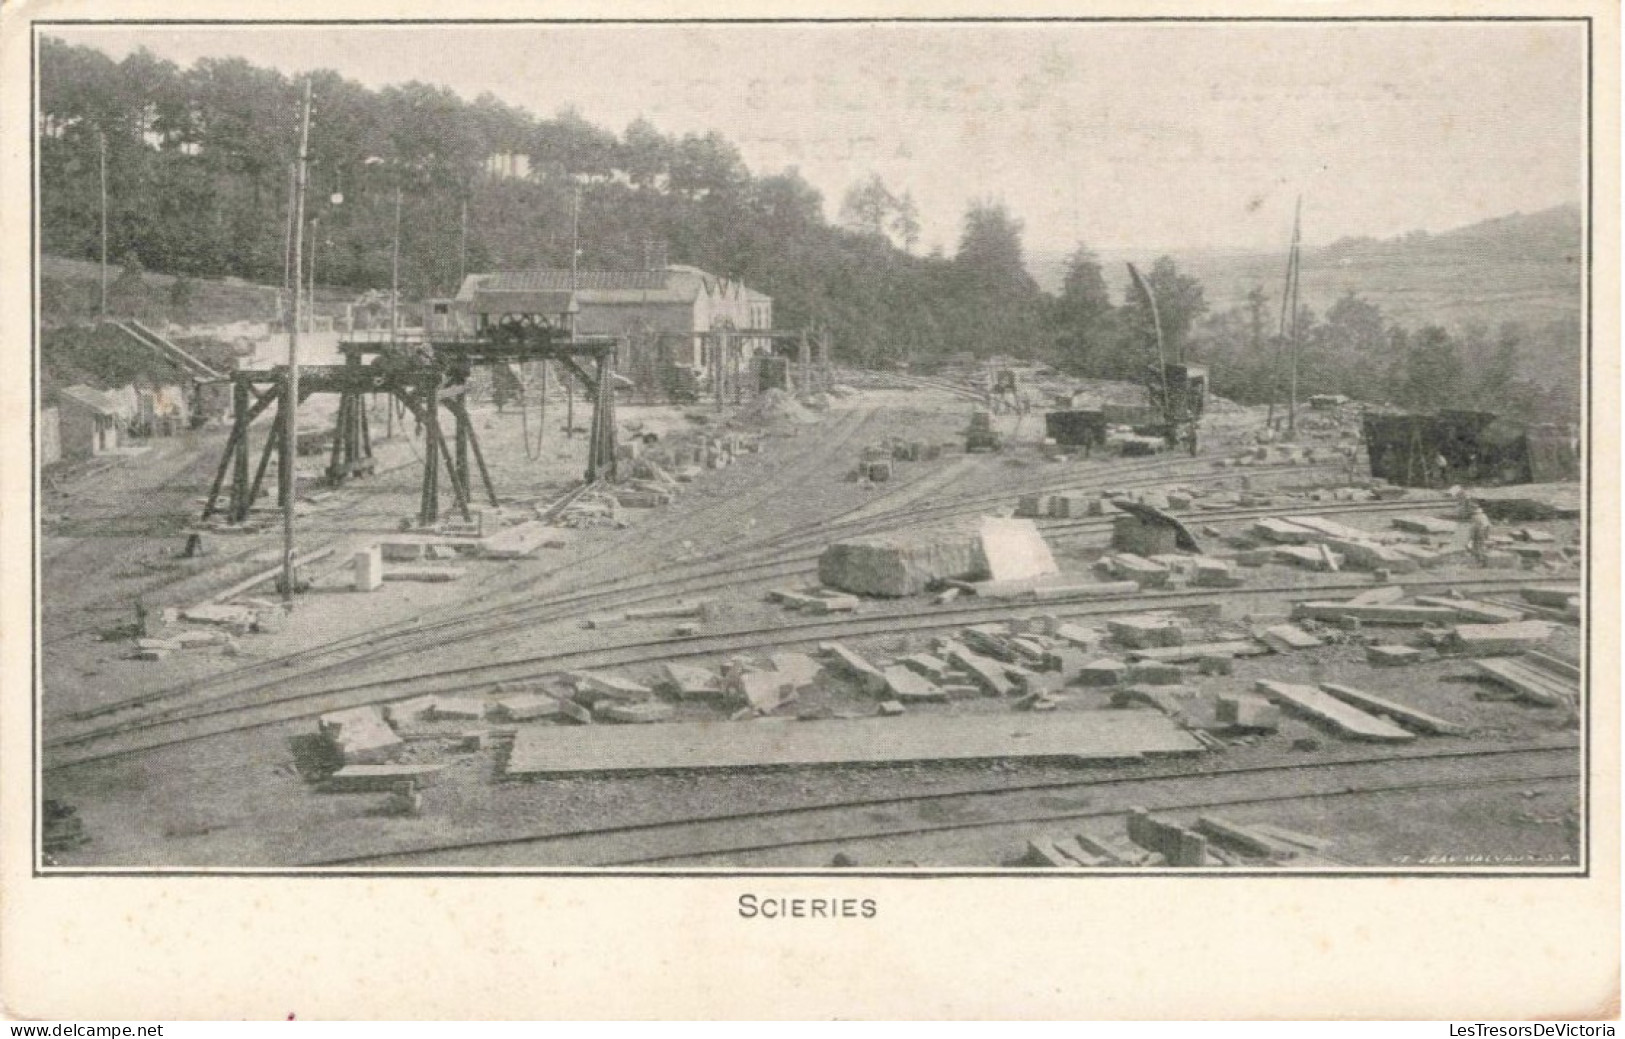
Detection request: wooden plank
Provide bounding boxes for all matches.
[506,711,1203,776]
[1317,682,1468,736]
[1254,681,1415,742]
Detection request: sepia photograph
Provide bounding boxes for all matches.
[23,14,1596,881]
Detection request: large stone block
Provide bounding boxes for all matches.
[817,520,982,597]
[974,517,1059,584]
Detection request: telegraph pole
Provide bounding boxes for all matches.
[390,185,402,340]
[282,78,312,602]
[308,216,321,334]
[1287,196,1302,438]
[98,130,108,320]
[566,183,580,438]
[282,160,296,315]
[458,197,468,287]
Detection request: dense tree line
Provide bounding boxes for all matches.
[39,38,1035,367]
[39,37,1577,423]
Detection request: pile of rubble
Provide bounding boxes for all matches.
[129,597,290,661]
[735,388,820,430]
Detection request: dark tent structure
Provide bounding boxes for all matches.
[1362,410,1579,488]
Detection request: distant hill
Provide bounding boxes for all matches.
[1035,204,1583,334]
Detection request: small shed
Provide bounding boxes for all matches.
[57,385,121,459]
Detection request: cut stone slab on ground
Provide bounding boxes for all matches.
[817,518,982,597]
[1254,681,1416,743]
[974,516,1059,583]
[318,706,404,765]
[1317,682,1467,736]
[505,710,1204,776]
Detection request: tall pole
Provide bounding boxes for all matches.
[308,216,321,334]
[283,78,312,603]
[283,160,296,318]
[1286,195,1302,438]
[567,183,580,438]
[390,185,402,340]
[98,130,108,320]
[458,196,468,286]
[1271,197,1301,434]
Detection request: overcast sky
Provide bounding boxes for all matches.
[49,21,1586,258]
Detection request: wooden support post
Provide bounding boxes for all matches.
[203,411,246,520]
[204,381,280,519]
[537,360,549,457]
[356,393,372,469]
[598,352,618,483]
[454,398,471,493]
[245,411,283,521]
[449,398,499,505]
[326,392,350,485]
[208,382,251,520]
[229,379,252,518]
[413,391,437,528]
[424,393,471,522]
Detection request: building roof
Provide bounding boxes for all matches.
[58,385,120,416]
[455,266,771,311]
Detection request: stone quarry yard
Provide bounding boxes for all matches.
[37,370,1586,871]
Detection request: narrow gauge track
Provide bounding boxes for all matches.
[301,741,1580,868]
[862,371,987,402]
[47,572,1572,768]
[59,457,1366,727]
[55,445,1336,712]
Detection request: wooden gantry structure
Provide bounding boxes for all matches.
[202,319,620,528]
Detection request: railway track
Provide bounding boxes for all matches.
[56,456,1369,728]
[301,740,1581,868]
[46,571,1574,769]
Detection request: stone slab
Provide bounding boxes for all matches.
[820,642,889,696]
[1317,682,1467,736]
[975,516,1059,584]
[322,763,446,793]
[882,665,948,701]
[1254,681,1415,742]
[506,711,1204,776]
[353,545,384,592]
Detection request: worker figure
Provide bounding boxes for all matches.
[1452,486,1473,520]
[1468,505,1493,564]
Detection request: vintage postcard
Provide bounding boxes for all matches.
[1,0,1617,1020]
